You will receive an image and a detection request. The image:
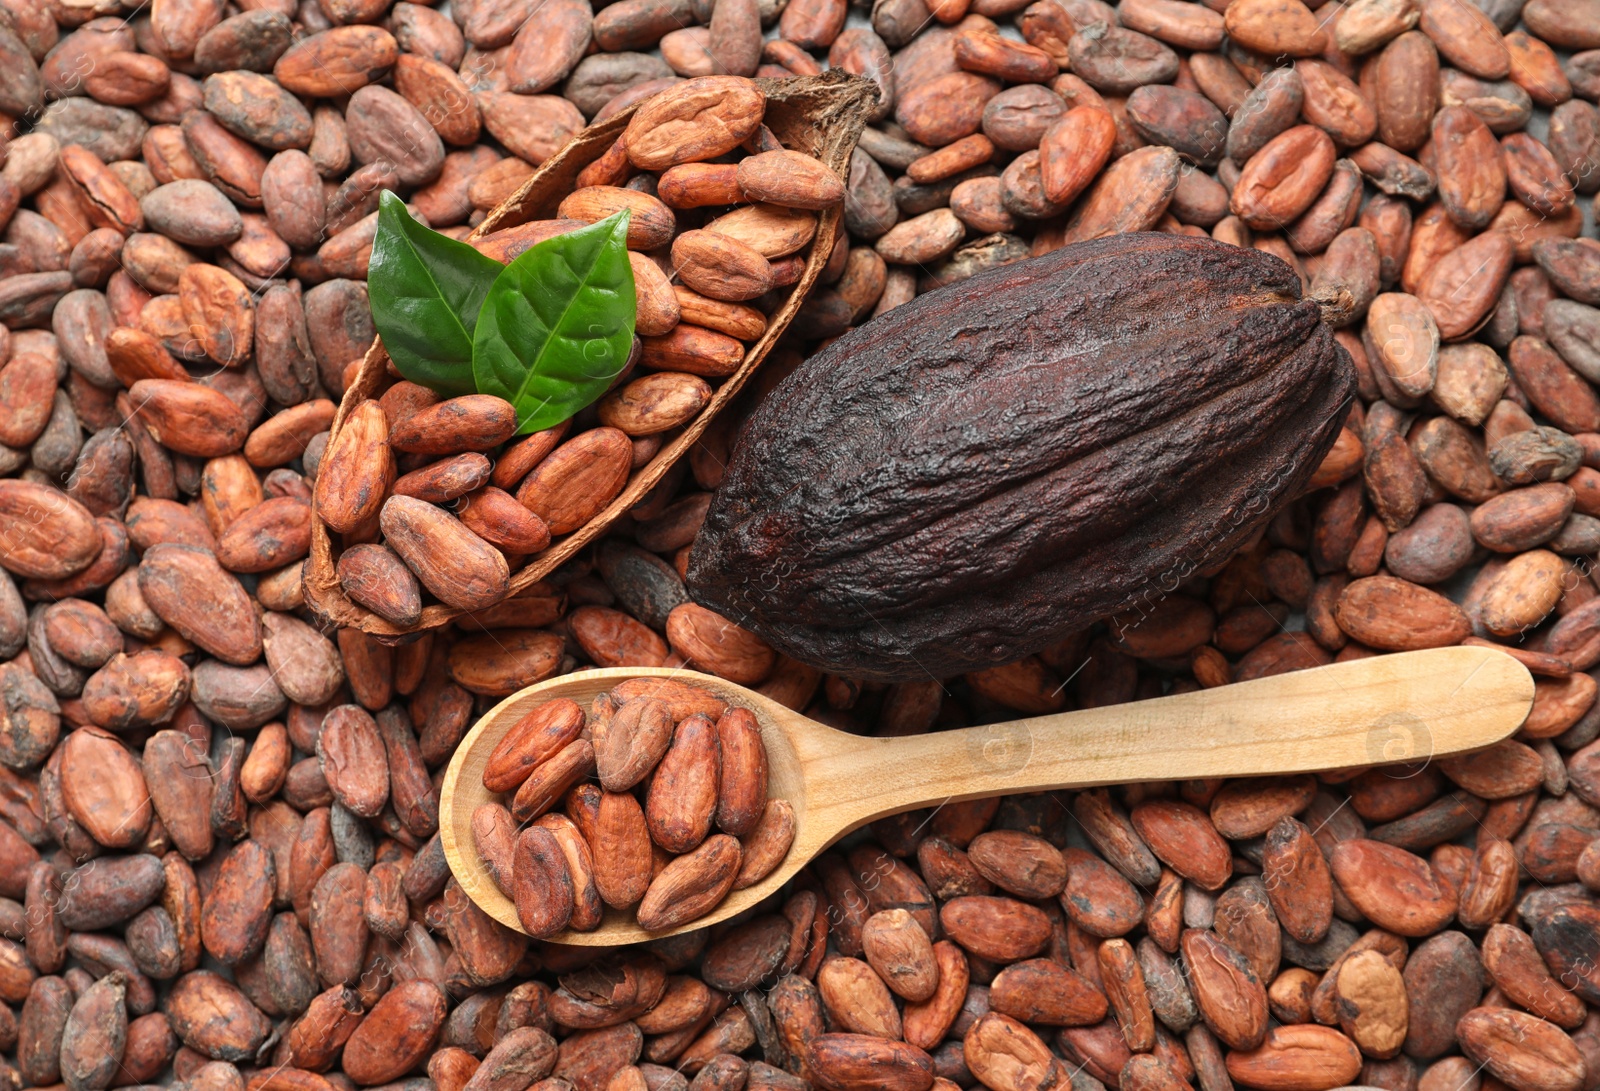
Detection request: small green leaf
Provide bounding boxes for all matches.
[472,210,637,434]
[368,191,503,397]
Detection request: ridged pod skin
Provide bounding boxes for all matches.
[688,233,1355,680]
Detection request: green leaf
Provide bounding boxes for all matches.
[368,190,503,398]
[472,210,637,434]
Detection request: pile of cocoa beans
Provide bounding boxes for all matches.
[475,679,791,937]
[318,74,847,624]
[0,2,1598,1091]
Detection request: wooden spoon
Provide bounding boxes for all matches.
[440,644,1533,945]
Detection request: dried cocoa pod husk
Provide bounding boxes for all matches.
[306,71,875,640]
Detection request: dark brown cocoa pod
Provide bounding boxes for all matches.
[689,234,1353,680]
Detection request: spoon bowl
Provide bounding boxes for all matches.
[441,668,813,945]
[440,645,1535,945]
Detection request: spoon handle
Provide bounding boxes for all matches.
[800,646,1533,834]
